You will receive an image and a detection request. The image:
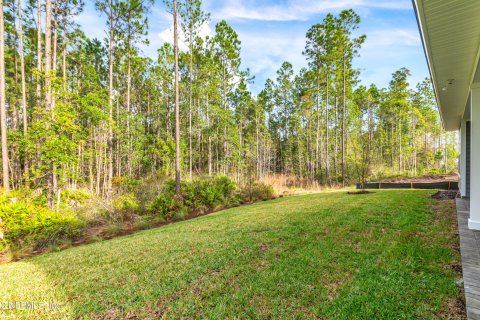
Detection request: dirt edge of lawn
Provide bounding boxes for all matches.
[4,193,292,264]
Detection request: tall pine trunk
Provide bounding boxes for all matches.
[207,94,212,176]
[0,0,8,192]
[188,31,193,179]
[341,55,346,187]
[36,0,42,108]
[45,0,55,209]
[126,43,132,177]
[325,73,330,185]
[173,0,181,195]
[18,0,28,182]
[107,0,114,199]
[51,0,57,109]
[62,11,67,92]
[315,75,320,179]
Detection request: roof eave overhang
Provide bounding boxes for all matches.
[412,0,446,129]
[412,0,480,131]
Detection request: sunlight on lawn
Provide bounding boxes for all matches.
[0,261,72,319]
[0,190,461,319]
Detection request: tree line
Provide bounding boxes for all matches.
[0,0,456,209]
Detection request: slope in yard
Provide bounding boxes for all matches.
[0,190,464,319]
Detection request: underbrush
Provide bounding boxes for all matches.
[0,195,86,262]
[258,174,346,195]
[148,176,239,220]
[0,175,276,263]
[239,181,276,202]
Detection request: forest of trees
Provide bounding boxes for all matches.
[0,0,457,209]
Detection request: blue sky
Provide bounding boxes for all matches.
[77,0,430,94]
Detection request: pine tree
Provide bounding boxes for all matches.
[0,0,8,192]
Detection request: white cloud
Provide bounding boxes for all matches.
[363,28,421,49]
[74,0,428,93]
[239,25,425,91]
[235,29,308,91]
[158,27,187,51]
[198,22,214,39]
[213,0,412,22]
[355,27,428,89]
[157,19,213,52]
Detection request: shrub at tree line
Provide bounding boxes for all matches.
[0,176,274,261]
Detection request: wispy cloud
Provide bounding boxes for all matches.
[75,0,428,93]
[240,26,422,88]
[238,32,305,71]
[157,21,213,52]
[356,27,427,89]
[362,28,421,49]
[212,0,412,22]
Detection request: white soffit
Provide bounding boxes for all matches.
[413,0,480,131]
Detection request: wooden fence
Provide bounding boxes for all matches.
[356,181,458,190]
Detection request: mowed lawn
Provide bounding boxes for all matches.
[0,190,463,319]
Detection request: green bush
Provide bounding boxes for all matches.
[95,193,141,224]
[112,176,140,193]
[186,176,238,211]
[183,176,239,212]
[113,193,139,213]
[147,181,185,220]
[147,176,239,220]
[61,188,91,206]
[133,173,169,214]
[241,182,275,202]
[0,199,85,253]
[172,208,187,221]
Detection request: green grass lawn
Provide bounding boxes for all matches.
[0,190,463,319]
